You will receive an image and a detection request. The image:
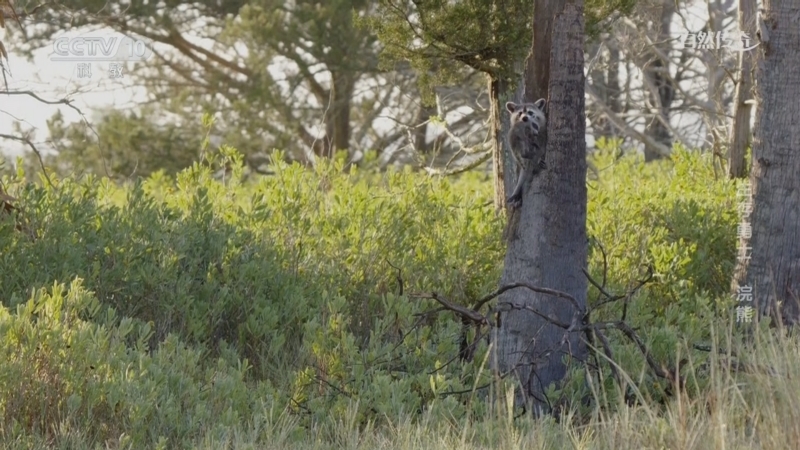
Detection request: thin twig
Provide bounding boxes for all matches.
[0,133,54,188]
[410,292,488,325]
[473,282,584,315]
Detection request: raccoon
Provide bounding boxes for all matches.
[505,99,547,209]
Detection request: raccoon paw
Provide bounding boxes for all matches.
[507,193,522,209]
[537,159,547,170]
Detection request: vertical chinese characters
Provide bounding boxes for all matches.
[735,182,754,323]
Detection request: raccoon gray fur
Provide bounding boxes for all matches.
[505,99,547,209]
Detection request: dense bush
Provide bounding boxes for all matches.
[0,280,277,447]
[0,146,748,447]
[566,143,741,408]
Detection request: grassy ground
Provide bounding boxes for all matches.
[190,329,800,450]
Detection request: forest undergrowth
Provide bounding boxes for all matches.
[0,145,796,449]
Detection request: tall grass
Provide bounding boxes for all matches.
[4,324,797,449]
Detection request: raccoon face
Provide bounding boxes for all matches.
[506,99,547,131]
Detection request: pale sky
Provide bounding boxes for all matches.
[1,30,150,159]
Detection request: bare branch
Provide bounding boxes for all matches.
[423,150,491,176]
[0,133,54,188]
[586,81,672,158]
[473,282,584,315]
[2,90,84,116]
[410,292,488,325]
[495,301,573,330]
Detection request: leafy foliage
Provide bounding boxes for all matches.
[585,0,638,39]
[364,0,534,104]
[0,144,746,447]
[557,143,742,411]
[9,0,390,166]
[0,280,274,447]
[365,0,638,104]
[45,108,205,179]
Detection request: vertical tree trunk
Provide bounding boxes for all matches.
[728,0,757,179]
[732,0,800,325]
[588,41,612,137]
[322,71,354,159]
[703,0,728,154]
[487,0,527,212]
[490,76,517,212]
[642,0,676,161]
[413,102,436,154]
[490,77,506,211]
[589,37,622,141]
[606,41,622,138]
[494,0,587,415]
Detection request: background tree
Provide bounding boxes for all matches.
[728,0,756,179]
[366,0,538,210]
[583,0,751,170]
[44,108,205,179]
[587,34,623,141]
[0,0,17,84]
[639,0,677,161]
[731,0,800,325]
[9,0,420,171]
[6,0,766,180]
[367,0,633,210]
[9,0,502,177]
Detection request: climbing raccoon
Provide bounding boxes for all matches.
[505,99,547,208]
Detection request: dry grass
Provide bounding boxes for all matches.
[3,321,797,449]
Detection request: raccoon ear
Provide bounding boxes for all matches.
[533,98,546,110]
[505,102,517,113]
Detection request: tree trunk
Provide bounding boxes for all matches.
[413,102,436,154]
[490,76,505,211]
[490,76,515,212]
[699,0,733,177]
[588,41,611,138]
[494,0,588,415]
[731,0,800,325]
[728,0,757,179]
[607,41,622,138]
[642,0,676,162]
[322,71,354,158]
[588,38,621,139]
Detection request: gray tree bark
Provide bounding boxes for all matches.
[702,0,730,154]
[588,38,622,140]
[493,0,588,415]
[731,0,800,325]
[323,70,355,158]
[607,42,622,137]
[490,77,512,211]
[642,0,676,162]
[728,0,757,179]
[413,102,436,154]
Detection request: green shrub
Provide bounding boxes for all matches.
[0,279,279,448]
[0,144,747,446]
